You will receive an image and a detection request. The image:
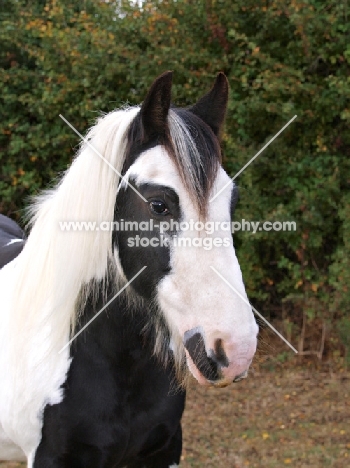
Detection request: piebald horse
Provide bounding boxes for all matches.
[0,72,258,467]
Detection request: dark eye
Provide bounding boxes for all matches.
[149,200,170,216]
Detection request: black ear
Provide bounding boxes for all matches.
[188,72,229,137]
[140,71,173,140]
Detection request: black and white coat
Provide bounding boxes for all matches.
[0,73,258,467]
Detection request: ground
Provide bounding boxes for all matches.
[181,366,350,467]
[1,365,349,468]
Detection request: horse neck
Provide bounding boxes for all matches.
[75,291,155,358]
[72,285,186,389]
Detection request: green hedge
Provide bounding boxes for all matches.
[1,0,349,356]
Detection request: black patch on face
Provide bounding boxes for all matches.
[140,184,180,217]
[183,331,220,381]
[113,181,182,300]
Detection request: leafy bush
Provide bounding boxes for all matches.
[1,0,349,358]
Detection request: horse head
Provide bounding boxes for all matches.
[113,72,258,387]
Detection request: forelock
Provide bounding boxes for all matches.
[167,108,221,217]
[123,107,221,218]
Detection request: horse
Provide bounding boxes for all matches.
[0,214,26,269]
[0,71,258,467]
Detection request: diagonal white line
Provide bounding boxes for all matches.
[210,266,298,354]
[58,266,147,354]
[210,115,297,203]
[59,114,147,202]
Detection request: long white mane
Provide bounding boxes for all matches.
[3,104,221,388]
[8,107,140,360]
[0,107,144,454]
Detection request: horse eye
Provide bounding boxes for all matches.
[149,200,169,216]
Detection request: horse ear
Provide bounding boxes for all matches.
[140,71,173,140]
[188,72,229,137]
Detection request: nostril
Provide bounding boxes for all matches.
[212,338,229,368]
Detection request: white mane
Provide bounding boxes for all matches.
[5,104,219,387]
[8,107,140,362]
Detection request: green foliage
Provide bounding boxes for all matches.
[1,0,349,352]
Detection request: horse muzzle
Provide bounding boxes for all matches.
[183,327,256,387]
